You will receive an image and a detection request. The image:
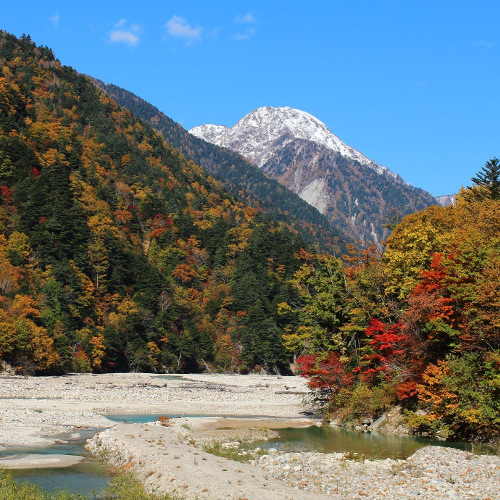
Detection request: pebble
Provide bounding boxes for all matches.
[253,446,500,499]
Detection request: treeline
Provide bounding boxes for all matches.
[0,31,312,375]
[281,164,499,442]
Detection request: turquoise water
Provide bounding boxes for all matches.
[10,461,108,498]
[105,413,204,423]
[2,436,109,498]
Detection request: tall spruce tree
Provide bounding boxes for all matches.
[469,157,500,200]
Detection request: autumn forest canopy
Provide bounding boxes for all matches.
[0,32,498,442]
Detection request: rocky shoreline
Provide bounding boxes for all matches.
[255,446,499,499]
[0,373,498,498]
[88,418,499,499]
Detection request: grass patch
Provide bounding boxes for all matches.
[0,469,182,500]
[103,471,182,499]
[202,440,267,463]
[0,470,81,500]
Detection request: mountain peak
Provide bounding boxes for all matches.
[189,106,435,243]
[190,106,391,176]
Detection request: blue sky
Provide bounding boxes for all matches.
[2,1,499,196]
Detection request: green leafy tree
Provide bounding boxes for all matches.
[281,255,349,356]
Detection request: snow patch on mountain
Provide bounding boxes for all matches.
[435,194,457,207]
[190,124,230,145]
[190,106,395,178]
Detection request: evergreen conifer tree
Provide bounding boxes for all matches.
[469,157,500,200]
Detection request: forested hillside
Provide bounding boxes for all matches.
[0,31,317,375]
[93,81,348,252]
[280,177,499,442]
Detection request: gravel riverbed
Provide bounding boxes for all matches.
[253,446,499,499]
[0,373,498,499]
[0,372,310,447]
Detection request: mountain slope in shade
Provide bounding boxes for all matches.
[95,83,351,252]
[190,107,437,243]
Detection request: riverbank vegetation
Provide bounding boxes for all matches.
[281,171,499,443]
[0,469,180,500]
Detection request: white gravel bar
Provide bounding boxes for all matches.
[1,373,498,498]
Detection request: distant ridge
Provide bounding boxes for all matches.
[95,82,351,252]
[191,107,438,243]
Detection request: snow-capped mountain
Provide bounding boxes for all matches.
[190,106,436,243]
[190,106,394,177]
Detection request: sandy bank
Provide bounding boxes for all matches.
[0,373,313,448]
[0,453,83,469]
[87,420,330,500]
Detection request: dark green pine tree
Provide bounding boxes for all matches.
[469,157,500,200]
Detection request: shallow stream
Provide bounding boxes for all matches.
[2,434,108,498]
[3,413,497,497]
[262,424,496,459]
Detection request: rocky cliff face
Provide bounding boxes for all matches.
[190,106,436,243]
[435,194,457,207]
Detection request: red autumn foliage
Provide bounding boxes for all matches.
[0,185,12,203]
[147,213,174,239]
[410,253,456,326]
[356,318,407,383]
[396,380,418,400]
[296,353,354,390]
[73,345,89,360]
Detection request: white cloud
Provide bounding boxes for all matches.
[109,20,140,47]
[235,12,256,24]
[110,30,139,46]
[165,15,202,43]
[49,12,60,28]
[233,11,257,40]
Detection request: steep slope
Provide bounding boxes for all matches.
[191,107,437,242]
[0,32,316,375]
[94,82,350,253]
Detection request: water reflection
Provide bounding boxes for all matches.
[263,425,497,459]
[10,461,108,499]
